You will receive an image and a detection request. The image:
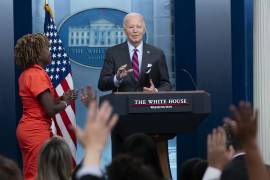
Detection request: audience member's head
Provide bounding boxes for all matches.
[179,158,208,180]
[37,136,73,180]
[122,133,163,178]
[265,164,270,178]
[0,155,22,180]
[107,154,163,180]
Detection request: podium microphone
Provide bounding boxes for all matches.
[181,68,197,90]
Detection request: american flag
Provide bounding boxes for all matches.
[44,4,77,163]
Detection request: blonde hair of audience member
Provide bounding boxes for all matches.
[37,136,73,180]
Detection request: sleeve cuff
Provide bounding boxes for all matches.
[113,75,123,87]
[76,165,103,179]
[202,166,222,180]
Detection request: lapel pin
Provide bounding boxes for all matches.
[146,50,150,54]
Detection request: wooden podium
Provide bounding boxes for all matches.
[100,91,211,179]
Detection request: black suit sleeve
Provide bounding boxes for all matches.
[220,156,248,180]
[98,48,117,91]
[156,51,172,91]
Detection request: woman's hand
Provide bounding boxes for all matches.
[61,90,73,105]
[61,89,78,106]
[71,89,79,100]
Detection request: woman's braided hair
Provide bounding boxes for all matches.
[15,33,50,70]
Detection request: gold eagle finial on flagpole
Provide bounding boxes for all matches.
[44,0,54,19]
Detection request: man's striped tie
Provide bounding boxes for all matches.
[132,49,139,81]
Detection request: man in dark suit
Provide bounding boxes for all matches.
[220,154,248,180]
[98,12,171,93]
[97,13,172,179]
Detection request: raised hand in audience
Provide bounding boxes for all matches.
[224,101,257,146]
[74,100,118,167]
[202,127,234,180]
[207,127,234,170]
[224,101,269,180]
[80,86,96,107]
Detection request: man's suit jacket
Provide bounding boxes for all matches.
[98,42,172,92]
[220,154,249,180]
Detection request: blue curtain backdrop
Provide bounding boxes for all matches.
[175,0,253,179]
[0,0,32,167]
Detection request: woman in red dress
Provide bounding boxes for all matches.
[15,34,75,180]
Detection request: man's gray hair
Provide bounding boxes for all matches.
[123,12,146,29]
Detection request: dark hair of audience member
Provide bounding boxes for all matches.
[0,155,22,180]
[179,158,208,180]
[264,164,270,177]
[107,154,163,180]
[122,133,164,178]
[37,136,73,180]
[224,123,242,151]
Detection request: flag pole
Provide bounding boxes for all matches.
[44,0,54,19]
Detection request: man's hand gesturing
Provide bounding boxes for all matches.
[116,64,133,80]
